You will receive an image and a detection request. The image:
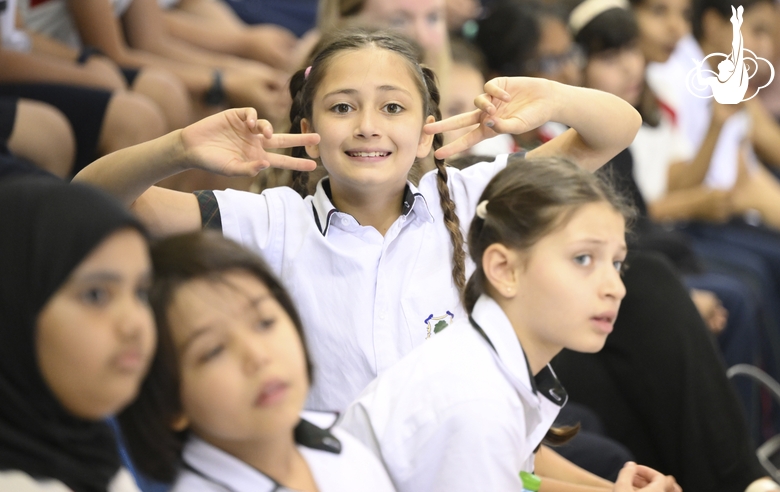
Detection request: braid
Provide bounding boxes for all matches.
[289,68,314,198]
[422,67,467,293]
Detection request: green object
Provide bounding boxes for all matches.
[519,471,541,491]
[433,320,448,334]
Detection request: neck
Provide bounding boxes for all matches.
[493,293,560,375]
[198,430,316,491]
[328,178,407,236]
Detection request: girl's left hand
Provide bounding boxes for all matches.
[424,76,557,159]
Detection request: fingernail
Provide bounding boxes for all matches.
[485,120,494,128]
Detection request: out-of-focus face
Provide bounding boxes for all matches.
[701,2,775,85]
[359,0,447,56]
[741,3,775,62]
[584,43,646,107]
[167,270,309,447]
[528,16,584,86]
[36,228,155,420]
[634,0,691,63]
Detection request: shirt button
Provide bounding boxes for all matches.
[401,215,407,222]
[341,218,349,226]
[379,311,387,320]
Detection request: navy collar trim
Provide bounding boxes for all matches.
[311,179,430,236]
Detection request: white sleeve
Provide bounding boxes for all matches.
[212,187,301,270]
[443,154,511,225]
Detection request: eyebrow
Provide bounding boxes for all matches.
[74,268,153,285]
[571,239,628,252]
[322,85,413,99]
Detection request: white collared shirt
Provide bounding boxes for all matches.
[337,295,567,492]
[646,35,758,190]
[173,412,396,492]
[205,156,511,411]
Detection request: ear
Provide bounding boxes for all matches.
[482,243,523,299]
[171,414,189,432]
[417,114,436,159]
[300,118,320,159]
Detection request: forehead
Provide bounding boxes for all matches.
[543,202,626,247]
[168,273,271,329]
[361,0,444,16]
[316,47,423,99]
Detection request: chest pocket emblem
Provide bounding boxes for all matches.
[424,311,454,339]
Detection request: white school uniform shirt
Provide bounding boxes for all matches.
[646,34,758,190]
[630,113,694,203]
[0,468,140,492]
[201,155,512,412]
[337,294,567,492]
[172,412,396,492]
[1,0,32,52]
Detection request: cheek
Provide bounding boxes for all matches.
[180,366,243,428]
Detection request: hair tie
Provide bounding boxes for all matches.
[476,200,489,220]
[304,66,312,79]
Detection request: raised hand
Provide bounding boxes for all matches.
[179,107,320,176]
[424,76,556,159]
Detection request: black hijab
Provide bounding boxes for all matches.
[0,176,146,492]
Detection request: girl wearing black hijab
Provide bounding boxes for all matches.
[0,177,156,492]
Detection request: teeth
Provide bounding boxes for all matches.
[348,151,389,157]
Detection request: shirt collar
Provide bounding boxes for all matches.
[181,417,342,491]
[310,178,434,236]
[469,294,568,408]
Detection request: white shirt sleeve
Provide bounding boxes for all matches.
[213,187,303,270]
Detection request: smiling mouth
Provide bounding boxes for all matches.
[345,151,391,158]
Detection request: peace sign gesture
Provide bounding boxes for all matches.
[424,77,556,159]
[180,107,320,176]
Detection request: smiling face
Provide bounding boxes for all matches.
[166,270,309,447]
[634,0,691,63]
[507,202,627,369]
[584,44,646,107]
[36,228,155,420]
[358,0,447,56]
[301,47,434,194]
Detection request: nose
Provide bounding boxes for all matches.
[116,292,153,340]
[241,331,271,376]
[602,266,627,302]
[355,109,380,139]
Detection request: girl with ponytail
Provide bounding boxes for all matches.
[75,28,640,413]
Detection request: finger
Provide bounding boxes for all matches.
[237,107,260,129]
[265,153,318,171]
[256,119,274,139]
[266,132,321,149]
[474,93,497,115]
[434,127,489,159]
[424,109,482,135]
[614,462,636,487]
[484,78,511,102]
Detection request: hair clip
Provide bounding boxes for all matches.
[304,66,312,79]
[476,200,489,219]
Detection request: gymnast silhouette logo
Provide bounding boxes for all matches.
[686,5,774,103]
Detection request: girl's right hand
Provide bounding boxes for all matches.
[179,107,320,176]
[613,462,681,492]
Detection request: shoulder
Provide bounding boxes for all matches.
[0,471,72,492]
[344,321,509,436]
